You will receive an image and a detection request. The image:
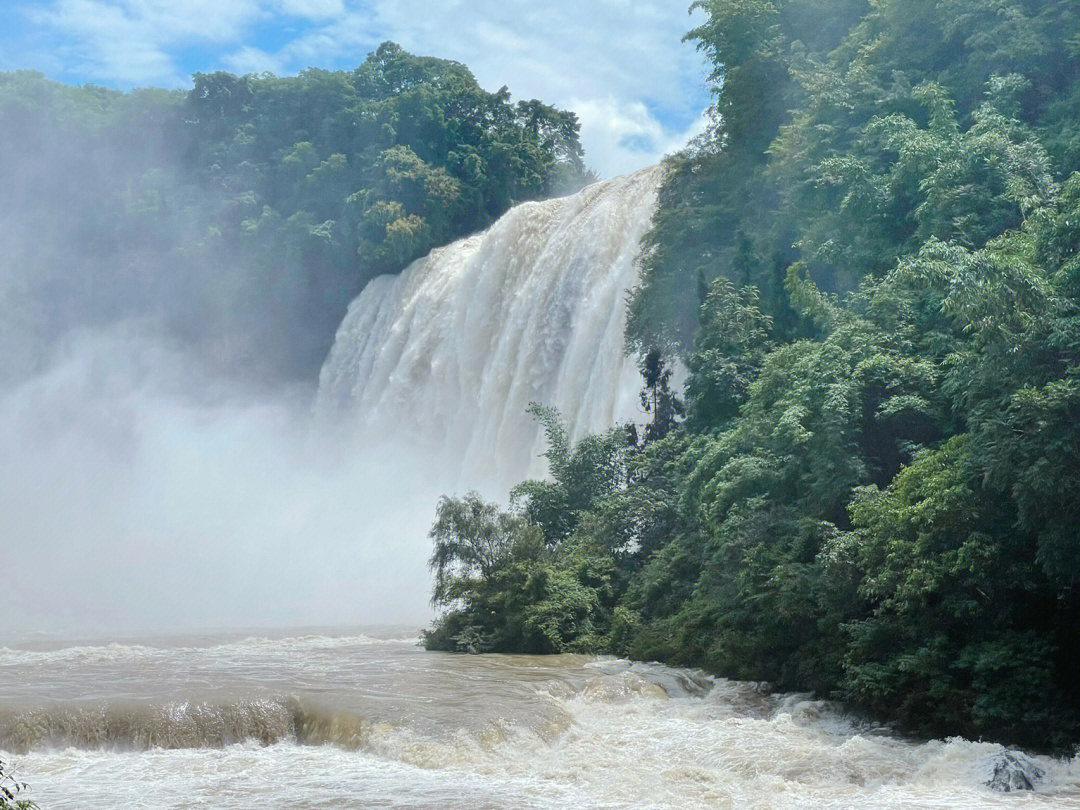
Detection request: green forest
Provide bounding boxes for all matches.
[424,0,1080,752]
[0,43,588,384]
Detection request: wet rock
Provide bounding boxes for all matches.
[582,672,667,702]
[580,661,712,699]
[669,669,713,697]
[987,752,1044,792]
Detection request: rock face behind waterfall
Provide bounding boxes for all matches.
[315,166,662,490]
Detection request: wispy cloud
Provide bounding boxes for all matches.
[274,0,344,18]
[20,0,261,84]
[224,44,282,75]
[8,0,710,174]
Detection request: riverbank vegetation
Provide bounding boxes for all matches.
[425,0,1080,752]
[0,44,588,384]
[0,759,36,810]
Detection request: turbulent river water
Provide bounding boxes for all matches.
[2,631,1078,809]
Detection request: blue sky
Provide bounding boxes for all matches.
[0,0,713,177]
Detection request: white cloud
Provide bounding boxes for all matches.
[224,44,283,75]
[571,96,708,177]
[25,0,262,84]
[274,0,344,19]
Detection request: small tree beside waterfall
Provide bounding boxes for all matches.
[637,348,683,445]
[424,406,632,654]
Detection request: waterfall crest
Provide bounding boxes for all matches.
[316,165,662,489]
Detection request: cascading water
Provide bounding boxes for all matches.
[315,165,662,490]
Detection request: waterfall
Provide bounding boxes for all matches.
[315,165,662,490]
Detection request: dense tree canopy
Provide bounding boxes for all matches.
[426,0,1080,752]
[0,43,589,383]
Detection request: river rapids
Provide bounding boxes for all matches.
[2,632,1078,809]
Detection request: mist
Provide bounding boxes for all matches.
[0,71,437,638]
[1,326,444,637]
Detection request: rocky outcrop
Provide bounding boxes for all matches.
[987,752,1045,792]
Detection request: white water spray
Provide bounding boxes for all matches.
[316,166,662,489]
